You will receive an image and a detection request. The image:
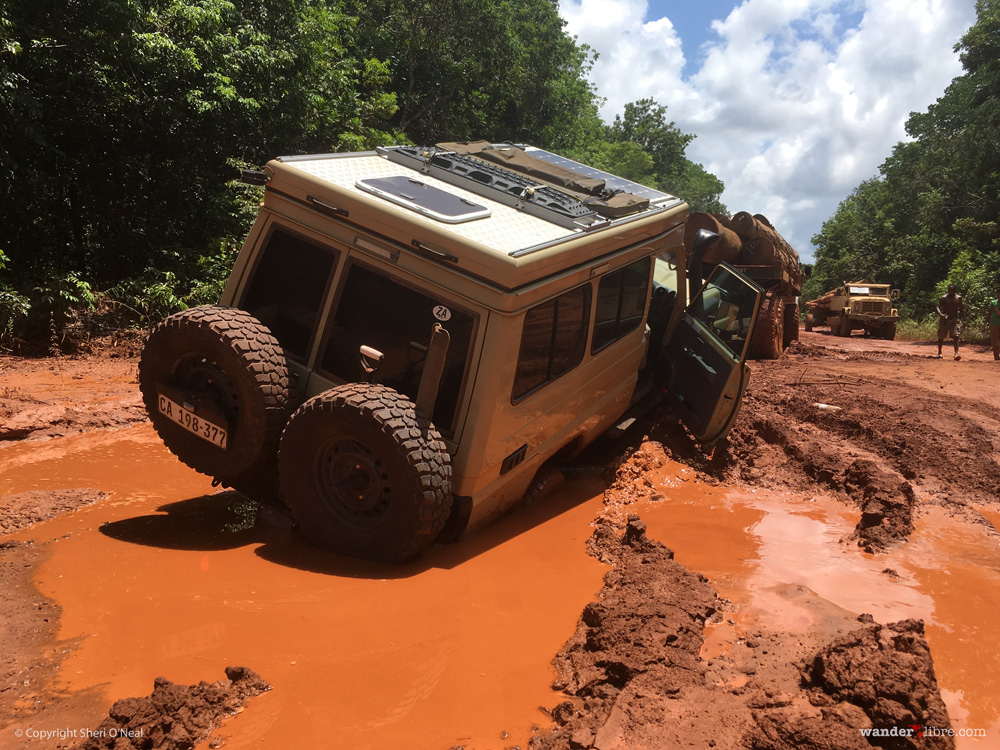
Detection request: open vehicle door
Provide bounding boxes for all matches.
[662,264,763,446]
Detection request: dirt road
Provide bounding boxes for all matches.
[1,330,998,749]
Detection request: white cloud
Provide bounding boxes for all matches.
[558,0,978,261]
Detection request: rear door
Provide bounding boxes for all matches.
[662,264,763,446]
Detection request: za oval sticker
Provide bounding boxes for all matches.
[432,305,452,322]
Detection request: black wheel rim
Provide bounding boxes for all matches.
[171,354,240,421]
[314,438,392,530]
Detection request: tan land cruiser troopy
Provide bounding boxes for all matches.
[138,142,763,562]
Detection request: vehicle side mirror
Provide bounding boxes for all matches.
[891,289,900,300]
[687,229,719,303]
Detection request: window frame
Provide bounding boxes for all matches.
[591,256,652,355]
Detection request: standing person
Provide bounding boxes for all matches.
[936,284,964,360]
[990,287,1000,361]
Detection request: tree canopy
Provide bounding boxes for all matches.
[0,0,723,345]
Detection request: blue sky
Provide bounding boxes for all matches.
[559,0,977,261]
[645,1,739,72]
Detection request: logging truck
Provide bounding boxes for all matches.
[684,212,805,359]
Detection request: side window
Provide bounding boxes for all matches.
[512,285,591,402]
[241,227,338,360]
[320,263,475,433]
[592,257,651,353]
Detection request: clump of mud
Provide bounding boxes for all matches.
[532,515,717,750]
[601,443,666,506]
[74,666,270,750]
[843,460,915,553]
[802,618,954,749]
[530,517,955,750]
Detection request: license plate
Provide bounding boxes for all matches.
[157,392,228,449]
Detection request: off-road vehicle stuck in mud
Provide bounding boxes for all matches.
[138,142,763,561]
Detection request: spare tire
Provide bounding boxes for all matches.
[278,383,452,563]
[139,306,290,483]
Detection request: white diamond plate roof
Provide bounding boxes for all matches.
[283,154,576,256]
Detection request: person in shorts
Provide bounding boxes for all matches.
[989,287,1000,361]
[936,284,964,360]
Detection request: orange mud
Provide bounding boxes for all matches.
[1,425,608,750]
[4,339,1000,749]
[0,355,143,441]
[631,456,1000,748]
[5,433,1000,748]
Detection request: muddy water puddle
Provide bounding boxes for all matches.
[627,457,1000,747]
[1,425,608,749]
[5,428,1000,748]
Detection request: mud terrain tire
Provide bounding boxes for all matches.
[139,306,290,483]
[804,313,814,332]
[278,384,452,563]
[881,322,897,340]
[836,314,851,337]
[751,296,784,359]
[783,302,799,347]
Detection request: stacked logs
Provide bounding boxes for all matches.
[684,211,805,290]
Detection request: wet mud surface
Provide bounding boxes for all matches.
[2,332,1000,749]
[0,356,144,442]
[703,337,1000,551]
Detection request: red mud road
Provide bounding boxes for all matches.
[1,330,999,750]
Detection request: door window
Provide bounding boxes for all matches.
[686,266,759,360]
[320,262,475,433]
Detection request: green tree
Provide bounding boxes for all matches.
[351,0,603,147]
[608,99,692,185]
[0,0,397,291]
[600,98,726,213]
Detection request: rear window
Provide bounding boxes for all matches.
[512,285,591,402]
[241,226,338,360]
[320,262,475,433]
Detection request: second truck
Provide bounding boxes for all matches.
[803,282,901,339]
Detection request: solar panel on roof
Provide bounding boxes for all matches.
[523,147,677,204]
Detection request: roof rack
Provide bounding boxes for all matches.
[380,146,608,230]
